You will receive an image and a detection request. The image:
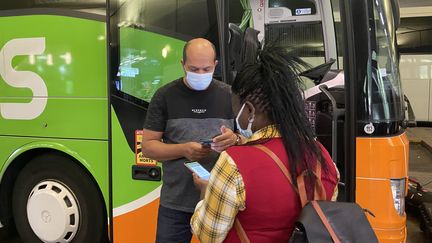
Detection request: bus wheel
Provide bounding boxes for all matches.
[12,154,106,243]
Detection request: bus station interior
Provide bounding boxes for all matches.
[1,0,432,242]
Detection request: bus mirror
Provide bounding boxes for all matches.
[404,95,416,128]
[391,0,401,30]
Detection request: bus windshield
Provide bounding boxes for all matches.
[113,0,219,104]
[360,0,404,124]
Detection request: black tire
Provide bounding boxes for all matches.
[12,153,107,243]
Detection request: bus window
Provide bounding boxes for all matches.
[265,21,325,68]
[0,0,105,16]
[360,0,404,130]
[260,0,326,67]
[331,0,343,69]
[268,0,317,16]
[112,0,221,104]
[229,0,244,26]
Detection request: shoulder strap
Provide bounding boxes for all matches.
[254,144,327,206]
[254,145,295,187]
[254,144,308,205]
[234,144,327,241]
[234,218,250,243]
[311,201,341,243]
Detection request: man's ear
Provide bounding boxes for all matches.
[181,60,185,66]
[215,60,219,67]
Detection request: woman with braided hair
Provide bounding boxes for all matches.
[190,45,339,243]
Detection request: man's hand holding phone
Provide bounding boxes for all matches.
[183,142,211,161]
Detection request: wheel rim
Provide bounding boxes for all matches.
[26,180,80,243]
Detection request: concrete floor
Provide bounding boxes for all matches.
[406,143,432,243]
[1,139,432,243]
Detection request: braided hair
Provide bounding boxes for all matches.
[231,44,326,184]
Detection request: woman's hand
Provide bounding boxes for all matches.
[193,173,209,200]
[212,126,238,152]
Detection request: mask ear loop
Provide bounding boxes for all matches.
[237,103,246,117]
[247,114,255,131]
[247,103,255,123]
[248,114,255,123]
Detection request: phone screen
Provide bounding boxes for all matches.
[184,162,211,180]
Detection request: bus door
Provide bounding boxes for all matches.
[223,1,346,174]
[108,0,223,242]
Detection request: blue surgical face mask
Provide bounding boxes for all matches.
[185,71,213,91]
[235,103,255,138]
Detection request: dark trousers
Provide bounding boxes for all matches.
[156,205,193,243]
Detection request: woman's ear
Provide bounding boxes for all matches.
[244,101,256,120]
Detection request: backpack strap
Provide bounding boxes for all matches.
[255,144,326,206]
[297,170,311,207]
[234,144,327,242]
[234,218,250,243]
[297,162,327,207]
[234,144,293,243]
[311,201,341,243]
[254,144,296,190]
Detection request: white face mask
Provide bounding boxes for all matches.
[185,71,213,91]
[235,103,255,138]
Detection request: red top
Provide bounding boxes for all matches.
[223,138,338,243]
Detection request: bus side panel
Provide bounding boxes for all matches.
[111,110,162,243]
[0,15,107,140]
[356,179,406,242]
[0,137,109,213]
[356,133,409,242]
[356,134,409,179]
[0,13,110,222]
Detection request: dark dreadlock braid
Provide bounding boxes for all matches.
[231,44,326,186]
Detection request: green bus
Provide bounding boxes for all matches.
[0,0,407,242]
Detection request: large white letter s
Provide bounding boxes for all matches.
[0,37,47,120]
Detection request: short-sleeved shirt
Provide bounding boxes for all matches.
[144,78,234,213]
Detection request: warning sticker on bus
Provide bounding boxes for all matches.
[135,130,158,166]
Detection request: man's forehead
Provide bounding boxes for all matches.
[184,56,216,67]
[186,63,213,68]
[186,49,215,60]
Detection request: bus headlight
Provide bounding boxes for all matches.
[390,178,406,216]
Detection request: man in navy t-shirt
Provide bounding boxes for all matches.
[142,38,239,243]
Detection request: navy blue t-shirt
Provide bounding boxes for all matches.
[144,78,234,212]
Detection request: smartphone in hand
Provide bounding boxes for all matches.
[199,139,213,148]
[184,161,211,180]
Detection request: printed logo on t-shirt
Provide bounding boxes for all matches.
[192,109,207,114]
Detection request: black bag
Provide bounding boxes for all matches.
[235,145,378,243]
[289,201,378,243]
